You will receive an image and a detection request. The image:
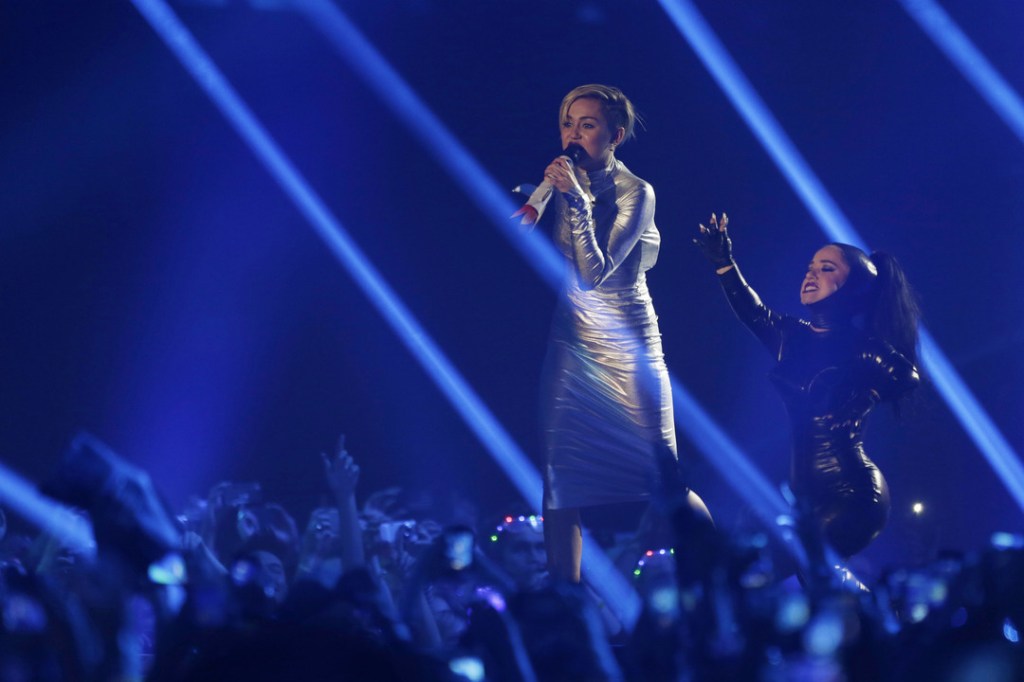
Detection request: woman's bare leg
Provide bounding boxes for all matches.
[543,506,582,583]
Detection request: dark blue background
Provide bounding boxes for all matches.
[1,0,1021,576]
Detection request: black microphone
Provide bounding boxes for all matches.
[512,144,586,226]
[560,143,586,165]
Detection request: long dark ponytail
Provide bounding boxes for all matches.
[827,243,921,366]
[866,250,921,367]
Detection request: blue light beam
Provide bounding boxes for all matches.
[130,0,644,625]
[297,0,564,290]
[129,0,542,519]
[294,0,810,559]
[900,0,1024,147]
[657,0,862,248]
[671,384,810,567]
[671,388,788,522]
[0,460,96,557]
[658,0,1024,512]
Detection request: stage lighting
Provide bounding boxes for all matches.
[41,432,182,573]
[0,461,95,557]
[900,0,1024,146]
[658,0,1024,514]
[293,1,801,557]
[991,532,1024,550]
[132,0,647,628]
[133,0,816,629]
[449,657,486,682]
[1003,617,1020,643]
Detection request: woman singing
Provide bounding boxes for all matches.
[694,213,921,559]
[539,84,709,583]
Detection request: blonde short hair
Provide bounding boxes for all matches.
[558,84,638,145]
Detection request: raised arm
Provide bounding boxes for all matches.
[693,213,785,358]
[322,434,366,571]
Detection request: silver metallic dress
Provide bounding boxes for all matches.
[542,157,675,510]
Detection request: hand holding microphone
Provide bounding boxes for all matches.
[543,149,585,195]
[512,144,585,226]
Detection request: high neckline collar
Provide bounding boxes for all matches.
[583,155,617,177]
[578,156,617,197]
[807,303,856,334]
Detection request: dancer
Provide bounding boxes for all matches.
[538,84,709,583]
[694,213,920,558]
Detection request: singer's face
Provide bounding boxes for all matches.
[800,245,850,306]
[561,97,623,171]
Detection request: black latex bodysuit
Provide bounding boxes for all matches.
[718,266,920,557]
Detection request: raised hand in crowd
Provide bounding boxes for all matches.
[321,434,366,573]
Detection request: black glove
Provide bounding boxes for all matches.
[693,212,734,269]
